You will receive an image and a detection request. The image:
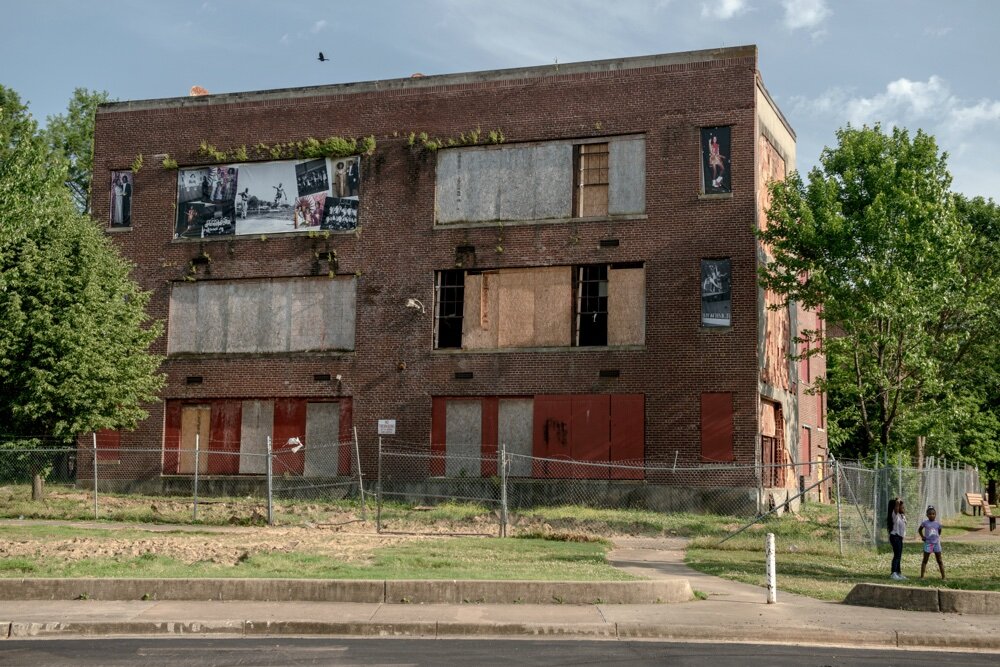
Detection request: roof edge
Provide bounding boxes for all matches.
[98,45,758,115]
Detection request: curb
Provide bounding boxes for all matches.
[0,578,692,605]
[845,583,1000,615]
[5,619,1000,650]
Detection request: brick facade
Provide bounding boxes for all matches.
[91,45,824,485]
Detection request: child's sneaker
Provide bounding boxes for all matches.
[898,574,908,580]
[890,572,902,580]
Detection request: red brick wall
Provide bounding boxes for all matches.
[92,52,764,474]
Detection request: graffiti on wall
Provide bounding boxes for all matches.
[175,156,360,239]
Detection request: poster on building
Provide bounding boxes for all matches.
[110,170,133,227]
[321,197,359,231]
[701,126,731,194]
[701,258,731,327]
[175,156,361,238]
[175,166,239,238]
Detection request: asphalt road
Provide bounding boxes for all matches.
[1,638,997,667]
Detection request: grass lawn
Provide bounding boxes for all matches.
[685,507,1000,600]
[0,524,634,581]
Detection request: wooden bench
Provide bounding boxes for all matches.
[966,492,984,516]
[984,502,997,532]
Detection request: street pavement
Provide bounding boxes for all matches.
[1,534,998,650]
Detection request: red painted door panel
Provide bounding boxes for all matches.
[209,400,242,474]
[163,401,182,474]
[338,399,353,476]
[532,395,572,478]
[570,394,610,479]
[610,394,645,479]
[700,393,734,463]
[272,398,306,475]
[94,429,121,462]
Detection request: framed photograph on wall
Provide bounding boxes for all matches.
[701,258,732,327]
[110,170,133,227]
[701,126,732,194]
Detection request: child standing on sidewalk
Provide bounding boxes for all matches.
[919,505,946,580]
[886,498,907,580]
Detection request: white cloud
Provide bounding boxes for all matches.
[782,0,830,30]
[701,0,749,20]
[311,19,327,33]
[923,26,952,37]
[791,76,1000,197]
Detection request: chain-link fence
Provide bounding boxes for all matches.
[1,435,982,552]
[0,434,367,526]
[833,455,981,550]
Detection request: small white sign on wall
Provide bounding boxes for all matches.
[377,419,396,435]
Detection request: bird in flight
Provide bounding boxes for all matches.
[318,52,329,62]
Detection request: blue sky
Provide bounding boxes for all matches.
[5,0,1000,199]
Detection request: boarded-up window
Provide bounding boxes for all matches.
[435,136,645,225]
[801,427,812,475]
[607,265,645,345]
[575,143,609,217]
[700,393,734,463]
[167,277,356,355]
[461,267,572,349]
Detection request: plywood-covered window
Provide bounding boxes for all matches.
[574,143,609,217]
[442,264,643,351]
[700,392,734,463]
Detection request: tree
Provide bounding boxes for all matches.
[759,124,981,463]
[0,85,163,444]
[43,88,111,213]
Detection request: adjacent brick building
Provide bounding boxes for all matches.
[91,45,826,508]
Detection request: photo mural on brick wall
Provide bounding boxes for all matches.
[109,170,133,227]
[701,126,731,194]
[174,156,360,238]
[701,258,731,327]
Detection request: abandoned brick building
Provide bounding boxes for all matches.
[90,45,827,508]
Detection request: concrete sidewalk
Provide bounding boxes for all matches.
[2,537,998,650]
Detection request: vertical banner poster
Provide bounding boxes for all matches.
[321,156,361,231]
[701,126,731,194]
[110,170,133,227]
[701,258,732,327]
[175,166,238,238]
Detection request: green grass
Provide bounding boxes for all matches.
[685,507,1000,600]
[0,524,634,581]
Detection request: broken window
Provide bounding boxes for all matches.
[575,265,608,346]
[435,270,465,349]
[574,143,610,217]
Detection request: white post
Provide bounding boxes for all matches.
[500,442,509,538]
[92,432,99,520]
[765,532,777,604]
[376,436,383,533]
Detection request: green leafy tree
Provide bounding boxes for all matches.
[44,88,111,213]
[0,85,163,446]
[759,124,981,463]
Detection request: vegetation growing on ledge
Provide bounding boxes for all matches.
[195,135,377,164]
[407,127,506,152]
[160,155,178,170]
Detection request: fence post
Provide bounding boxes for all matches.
[266,436,273,526]
[872,452,879,548]
[499,442,508,538]
[835,458,843,557]
[765,533,777,604]
[897,451,903,501]
[193,433,200,522]
[92,432,98,520]
[376,436,383,533]
[353,427,366,521]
